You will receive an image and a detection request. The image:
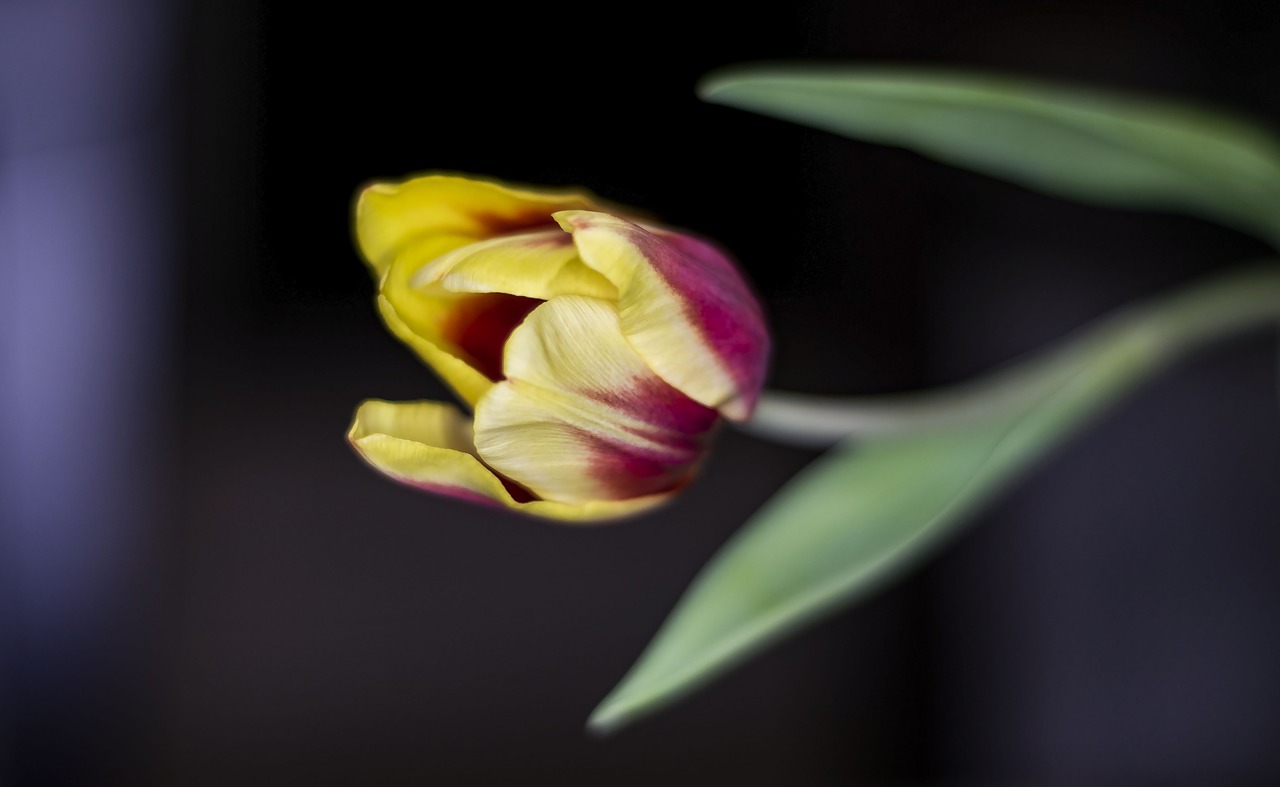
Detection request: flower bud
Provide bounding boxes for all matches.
[347,174,769,521]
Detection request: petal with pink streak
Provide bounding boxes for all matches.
[554,211,769,420]
[473,296,720,504]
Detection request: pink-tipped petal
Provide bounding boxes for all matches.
[554,211,769,420]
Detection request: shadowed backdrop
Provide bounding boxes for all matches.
[2,1,1278,784]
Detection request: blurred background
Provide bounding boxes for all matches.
[2,0,1278,784]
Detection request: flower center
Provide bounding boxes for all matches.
[444,293,543,381]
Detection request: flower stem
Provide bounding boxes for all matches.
[745,264,1280,448]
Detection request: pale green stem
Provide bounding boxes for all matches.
[745,264,1280,448]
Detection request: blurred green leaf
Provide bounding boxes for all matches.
[700,66,1280,248]
[590,267,1280,733]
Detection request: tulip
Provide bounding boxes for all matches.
[347,174,770,521]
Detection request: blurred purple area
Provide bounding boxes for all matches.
[1,1,1277,784]
[1,0,175,781]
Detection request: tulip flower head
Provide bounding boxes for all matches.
[347,174,769,521]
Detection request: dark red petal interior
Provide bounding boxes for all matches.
[443,294,543,381]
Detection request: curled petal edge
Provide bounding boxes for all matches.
[348,399,674,523]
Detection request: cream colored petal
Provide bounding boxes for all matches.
[412,228,617,301]
[554,211,770,420]
[474,296,719,504]
[348,399,668,522]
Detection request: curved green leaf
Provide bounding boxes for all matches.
[589,267,1280,733]
[700,66,1280,248]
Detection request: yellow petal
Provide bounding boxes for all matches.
[375,295,496,407]
[555,211,770,420]
[348,399,668,523]
[380,228,619,395]
[355,173,604,277]
[376,235,506,405]
[474,296,718,504]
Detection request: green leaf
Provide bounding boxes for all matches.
[589,267,1280,733]
[700,66,1280,249]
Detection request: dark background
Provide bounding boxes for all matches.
[3,1,1279,784]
